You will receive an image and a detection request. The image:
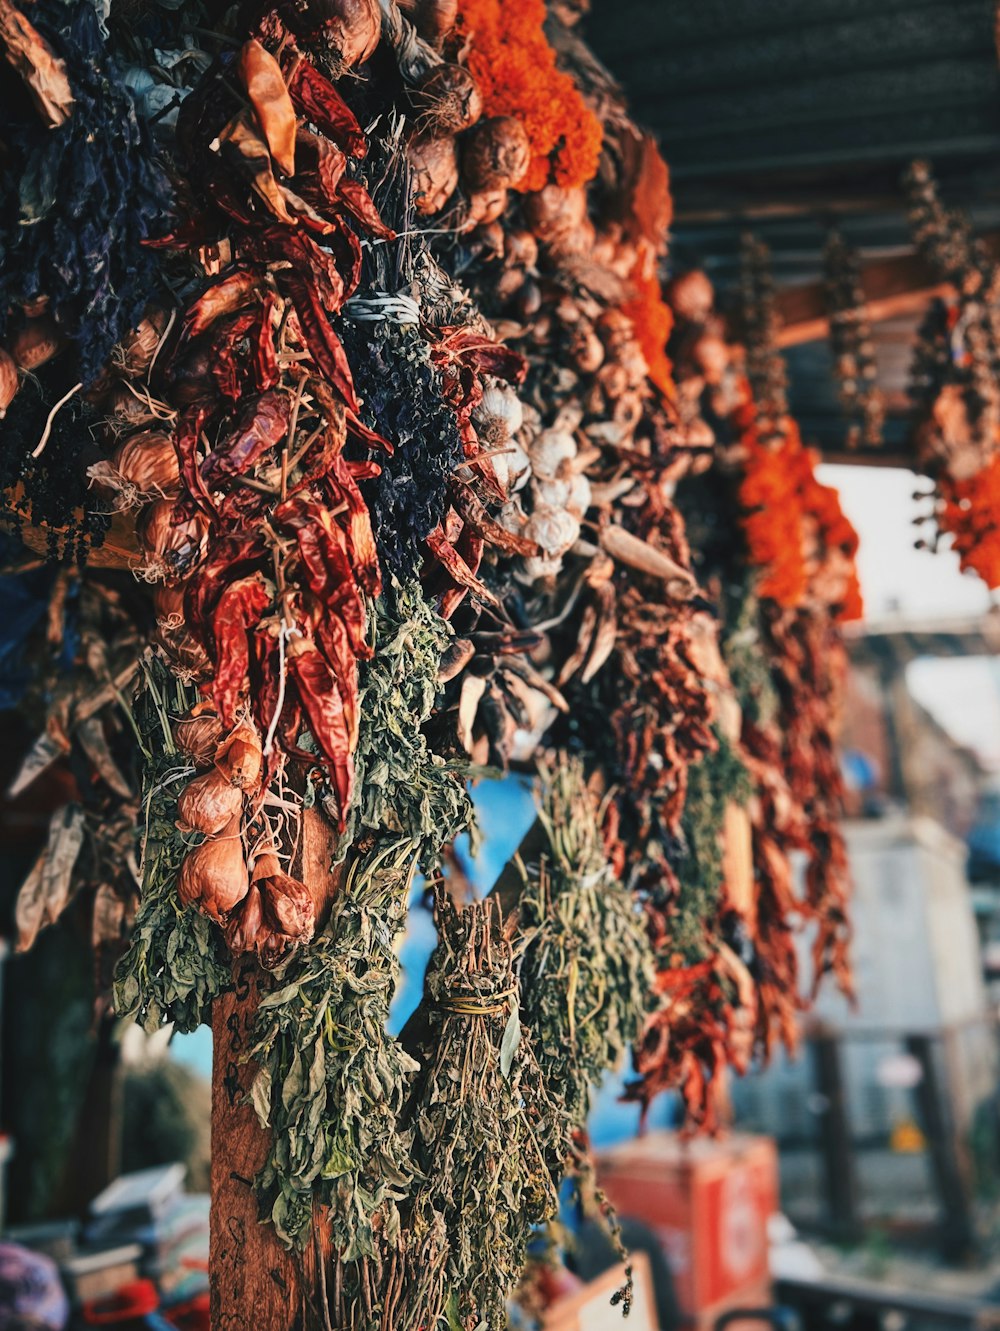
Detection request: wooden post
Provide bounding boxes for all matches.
[210,807,342,1331]
[810,1029,859,1239]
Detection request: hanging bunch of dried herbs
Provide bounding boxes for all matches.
[249,839,421,1270]
[335,579,475,859]
[244,582,479,1292]
[114,661,231,1033]
[0,0,169,385]
[666,730,752,964]
[341,322,465,583]
[518,755,655,1154]
[401,892,558,1331]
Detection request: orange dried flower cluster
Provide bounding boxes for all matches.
[455,0,603,192]
[737,398,863,621]
[622,256,675,399]
[937,456,1000,588]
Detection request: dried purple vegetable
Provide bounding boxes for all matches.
[0,0,170,385]
[342,320,464,581]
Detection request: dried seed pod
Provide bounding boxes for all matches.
[407,132,459,215]
[104,384,157,431]
[569,322,605,374]
[111,309,169,380]
[11,315,63,371]
[523,185,588,253]
[505,228,538,271]
[460,186,508,231]
[0,349,18,417]
[238,39,297,176]
[89,430,181,508]
[691,333,729,385]
[412,63,482,134]
[156,625,212,682]
[260,873,315,942]
[413,0,457,43]
[178,815,250,922]
[461,116,530,192]
[177,768,244,835]
[599,523,696,596]
[281,0,380,65]
[174,712,225,767]
[224,882,265,954]
[136,501,208,582]
[215,722,263,791]
[666,269,714,324]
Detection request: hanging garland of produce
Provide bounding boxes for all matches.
[904,159,1000,586]
[822,229,885,452]
[663,252,860,1121]
[1,0,867,1317]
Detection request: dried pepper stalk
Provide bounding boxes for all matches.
[401,892,558,1331]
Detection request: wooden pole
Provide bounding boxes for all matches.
[210,807,342,1331]
[774,232,1000,348]
[810,1028,860,1239]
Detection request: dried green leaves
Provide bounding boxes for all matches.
[336,579,475,861]
[519,755,656,1151]
[250,839,420,1258]
[113,668,231,1033]
[402,893,558,1331]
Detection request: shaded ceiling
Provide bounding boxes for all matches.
[583,0,1000,457]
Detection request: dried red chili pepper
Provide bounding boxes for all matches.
[287,636,354,823]
[285,58,366,158]
[202,388,290,485]
[211,573,274,726]
[182,269,261,342]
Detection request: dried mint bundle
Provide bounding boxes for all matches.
[341,321,465,582]
[0,0,169,385]
[401,892,558,1331]
[519,755,656,1156]
[665,729,752,963]
[335,578,475,860]
[114,662,231,1033]
[249,839,420,1259]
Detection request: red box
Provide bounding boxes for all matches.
[596,1132,777,1319]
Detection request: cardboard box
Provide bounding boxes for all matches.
[543,1254,657,1331]
[597,1133,777,1317]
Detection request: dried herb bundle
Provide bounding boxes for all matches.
[667,730,752,963]
[114,663,231,1033]
[341,323,465,583]
[250,839,420,1255]
[519,755,655,1151]
[402,892,558,1331]
[336,579,475,860]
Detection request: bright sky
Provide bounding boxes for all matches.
[820,464,1000,769]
